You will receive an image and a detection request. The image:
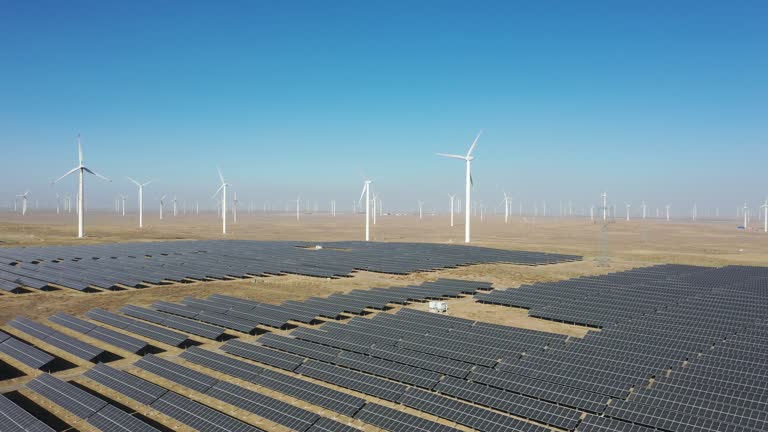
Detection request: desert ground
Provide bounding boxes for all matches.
[0,210,764,325]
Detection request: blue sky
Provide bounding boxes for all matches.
[1,1,766,214]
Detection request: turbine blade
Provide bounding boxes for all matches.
[83,167,111,182]
[78,133,83,165]
[126,176,141,186]
[217,166,225,184]
[359,184,367,203]
[466,130,483,157]
[53,166,80,184]
[436,153,466,160]
[212,184,224,199]
[142,180,153,187]
[470,174,474,188]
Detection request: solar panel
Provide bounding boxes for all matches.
[134,355,217,393]
[0,337,55,369]
[87,404,161,432]
[149,391,263,432]
[0,393,55,432]
[9,317,106,362]
[179,347,365,417]
[179,346,265,382]
[221,340,304,371]
[83,363,168,405]
[206,380,319,432]
[399,387,551,432]
[27,374,108,419]
[306,418,361,432]
[296,361,406,402]
[354,403,462,432]
[48,312,148,354]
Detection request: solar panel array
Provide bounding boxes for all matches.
[8,317,107,362]
[49,313,149,354]
[26,374,160,431]
[4,262,768,432]
[0,240,579,292]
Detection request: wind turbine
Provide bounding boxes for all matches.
[359,180,371,241]
[761,199,768,233]
[743,202,749,229]
[666,204,671,221]
[159,194,167,220]
[437,130,482,243]
[625,203,631,221]
[127,177,152,228]
[448,194,456,227]
[173,196,178,217]
[642,201,646,219]
[120,195,127,216]
[55,193,60,215]
[233,191,238,224]
[53,134,111,238]
[601,192,607,220]
[293,196,301,221]
[418,200,424,221]
[16,191,29,215]
[212,167,230,234]
[501,192,510,223]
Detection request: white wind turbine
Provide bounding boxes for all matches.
[293,196,301,221]
[743,202,749,229]
[55,193,61,214]
[501,192,511,223]
[418,200,424,220]
[761,199,768,233]
[625,203,631,221]
[212,167,230,234]
[666,204,671,221]
[159,194,167,220]
[359,180,372,241]
[233,191,239,224]
[601,192,608,220]
[642,201,646,219]
[437,130,482,243]
[172,196,178,217]
[448,194,456,227]
[127,177,152,228]
[16,191,29,215]
[53,134,111,238]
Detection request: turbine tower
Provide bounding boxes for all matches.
[761,199,768,233]
[601,192,607,220]
[212,168,230,234]
[53,134,111,238]
[437,130,482,243]
[626,203,631,221]
[448,194,456,227]
[642,201,646,219]
[127,177,152,228]
[359,180,371,241]
[743,202,749,229]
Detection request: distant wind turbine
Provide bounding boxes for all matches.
[418,200,424,221]
[501,192,511,223]
[761,199,768,233]
[448,194,456,227]
[359,180,372,241]
[16,191,29,215]
[53,134,111,238]
[127,177,152,228]
[159,194,167,220]
[626,203,631,221]
[212,167,230,234]
[437,130,482,243]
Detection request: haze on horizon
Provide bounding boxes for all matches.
[1,1,766,215]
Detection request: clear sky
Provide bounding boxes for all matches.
[1,1,766,215]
